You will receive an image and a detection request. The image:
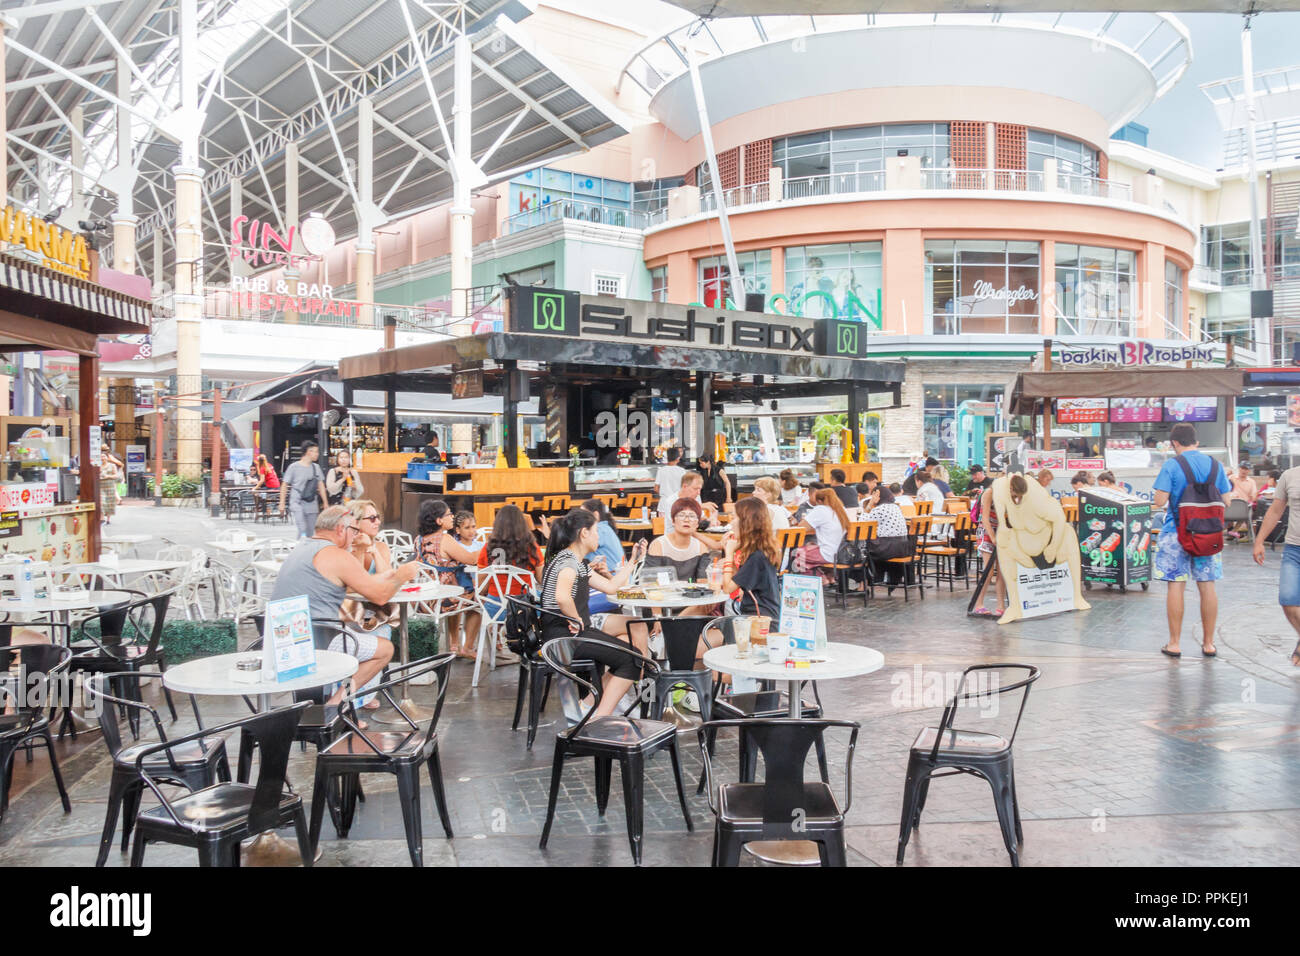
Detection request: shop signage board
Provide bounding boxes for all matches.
[1078,487,1152,589]
[1026,450,1066,471]
[229,275,363,320]
[1013,563,1076,619]
[506,285,870,358]
[229,213,334,270]
[0,512,20,538]
[0,206,92,280]
[1067,458,1105,471]
[452,368,484,399]
[87,426,102,467]
[0,482,57,512]
[125,445,147,474]
[1056,397,1108,424]
[1056,340,1215,369]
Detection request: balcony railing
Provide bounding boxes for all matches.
[502,199,647,235]
[919,168,1045,191]
[1057,173,1132,202]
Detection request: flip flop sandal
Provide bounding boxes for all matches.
[1161,646,1182,659]
[1202,647,1217,657]
[970,607,997,618]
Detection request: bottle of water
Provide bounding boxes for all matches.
[17,561,35,604]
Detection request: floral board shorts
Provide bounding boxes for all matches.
[1153,530,1222,584]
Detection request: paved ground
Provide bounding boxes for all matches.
[4,498,1299,867]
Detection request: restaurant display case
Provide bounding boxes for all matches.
[571,465,657,495]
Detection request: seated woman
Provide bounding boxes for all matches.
[580,498,625,614]
[644,498,714,583]
[415,498,482,659]
[752,475,791,530]
[861,485,914,587]
[720,497,781,621]
[540,509,648,720]
[779,469,808,508]
[253,453,280,490]
[793,488,850,582]
[476,504,543,657]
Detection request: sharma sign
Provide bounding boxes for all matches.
[0,206,91,280]
[507,286,869,358]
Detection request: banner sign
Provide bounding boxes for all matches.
[0,512,20,538]
[0,206,92,279]
[230,275,362,320]
[1026,450,1067,471]
[1057,340,1215,368]
[1067,458,1105,471]
[1055,397,1108,424]
[507,285,870,358]
[1014,563,1077,619]
[0,482,57,512]
[125,445,147,474]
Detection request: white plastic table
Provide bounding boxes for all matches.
[616,588,727,613]
[701,642,884,718]
[362,581,462,722]
[68,559,184,589]
[101,533,151,557]
[163,649,358,865]
[206,539,269,554]
[0,589,136,635]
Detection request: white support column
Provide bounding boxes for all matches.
[229,177,244,315]
[0,17,7,207]
[110,55,136,276]
[450,32,473,322]
[68,106,87,226]
[355,98,375,327]
[173,0,204,481]
[284,141,300,324]
[1242,20,1271,365]
[152,229,163,293]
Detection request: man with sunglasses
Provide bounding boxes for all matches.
[271,505,421,706]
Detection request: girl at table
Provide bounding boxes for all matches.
[540,508,647,720]
[793,488,850,583]
[476,504,542,617]
[452,510,482,586]
[644,498,714,584]
[416,498,482,659]
[719,496,781,621]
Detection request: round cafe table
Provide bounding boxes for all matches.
[354,581,463,724]
[163,649,358,866]
[701,642,884,718]
[615,588,727,614]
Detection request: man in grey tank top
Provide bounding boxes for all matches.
[271,505,420,706]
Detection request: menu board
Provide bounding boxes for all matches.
[778,573,827,658]
[1163,397,1217,422]
[1056,398,1108,424]
[261,594,317,682]
[1109,398,1163,423]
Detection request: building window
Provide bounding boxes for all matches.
[698,251,771,308]
[633,177,686,214]
[923,384,1003,464]
[650,267,668,303]
[1054,244,1137,336]
[1201,222,1253,287]
[924,240,1040,335]
[783,243,883,326]
[768,123,949,186]
[1165,261,1185,331]
[1027,130,1099,178]
[505,167,634,231]
[593,272,624,297]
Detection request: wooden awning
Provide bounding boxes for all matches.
[1009,367,1244,414]
[0,252,152,355]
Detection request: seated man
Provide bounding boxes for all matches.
[270,504,420,707]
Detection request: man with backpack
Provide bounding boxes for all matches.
[1152,422,1231,659]
[1252,467,1300,667]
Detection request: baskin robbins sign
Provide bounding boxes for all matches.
[506,286,869,358]
[1057,340,1215,368]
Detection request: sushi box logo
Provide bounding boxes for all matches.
[515,287,579,337]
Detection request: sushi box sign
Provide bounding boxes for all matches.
[0,482,56,513]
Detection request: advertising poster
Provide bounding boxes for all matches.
[1078,488,1152,588]
[228,448,254,473]
[1067,458,1105,471]
[1014,563,1077,619]
[1110,398,1163,423]
[1056,398,1109,424]
[779,573,827,657]
[1164,397,1217,422]
[261,595,316,682]
[986,432,1019,473]
[1026,450,1067,472]
[125,445,147,474]
[87,425,102,467]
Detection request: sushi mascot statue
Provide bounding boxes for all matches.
[992,472,1090,624]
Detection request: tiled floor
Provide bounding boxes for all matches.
[4,500,1299,866]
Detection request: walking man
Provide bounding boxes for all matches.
[279,440,328,538]
[1152,423,1231,658]
[1253,466,1300,666]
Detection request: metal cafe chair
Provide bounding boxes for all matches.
[538,636,693,865]
[698,717,858,867]
[128,702,313,867]
[85,671,232,867]
[897,664,1041,867]
[501,595,598,750]
[309,654,457,867]
[0,644,73,828]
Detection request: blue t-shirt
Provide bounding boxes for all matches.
[588,521,624,572]
[1152,450,1231,536]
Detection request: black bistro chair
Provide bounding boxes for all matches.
[308,653,456,867]
[129,702,312,867]
[65,590,177,738]
[627,616,710,723]
[698,717,858,866]
[897,663,1041,867]
[0,644,73,827]
[538,636,693,865]
[85,671,232,867]
[503,595,597,750]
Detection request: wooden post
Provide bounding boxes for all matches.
[79,354,101,561]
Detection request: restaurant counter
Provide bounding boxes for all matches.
[401,466,570,528]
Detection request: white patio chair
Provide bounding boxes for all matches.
[408,565,477,655]
[377,529,415,562]
[470,565,534,687]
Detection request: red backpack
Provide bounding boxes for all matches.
[1173,455,1225,557]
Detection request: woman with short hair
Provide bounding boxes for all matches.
[752,475,791,529]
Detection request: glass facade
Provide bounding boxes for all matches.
[650,266,668,303]
[633,176,686,214]
[1201,222,1253,287]
[771,124,950,184]
[1165,260,1185,329]
[782,243,883,324]
[925,240,1041,334]
[1027,130,1099,177]
[1054,244,1137,336]
[698,251,771,308]
[923,384,1003,463]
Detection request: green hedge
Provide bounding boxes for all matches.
[408,619,440,659]
[80,618,238,663]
